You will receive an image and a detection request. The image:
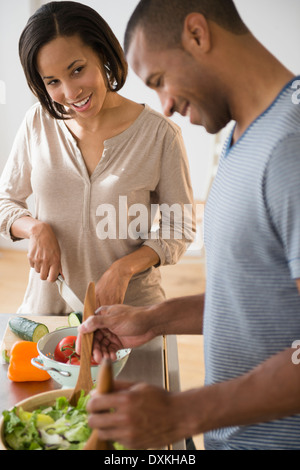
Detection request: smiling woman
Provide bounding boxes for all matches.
[0,1,195,315]
[36,35,110,131]
[42,57,92,113]
[19,1,128,120]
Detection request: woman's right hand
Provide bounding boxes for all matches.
[28,221,62,282]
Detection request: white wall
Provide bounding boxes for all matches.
[0,0,300,250]
[0,0,35,173]
[235,0,300,75]
[0,0,36,249]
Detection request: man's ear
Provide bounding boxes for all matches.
[181,13,211,55]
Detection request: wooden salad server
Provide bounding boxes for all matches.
[84,358,114,450]
[69,282,96,407]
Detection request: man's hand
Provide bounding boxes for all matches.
[86,381,186,450]
[76,294,205,363]
[76,304,156,362]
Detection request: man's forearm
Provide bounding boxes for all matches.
[175,347,300,439]
[149,293,205,337]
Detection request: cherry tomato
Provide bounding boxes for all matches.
[69,354,81,365]
[54,335,99,365]
[54,336,77,363]
[68,355,98,366]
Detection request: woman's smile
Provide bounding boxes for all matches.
[68,93,93,112]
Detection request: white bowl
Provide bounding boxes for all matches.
[31,327,131,388]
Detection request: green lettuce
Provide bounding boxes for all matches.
[2,391,127,451]
[2,391,91,451]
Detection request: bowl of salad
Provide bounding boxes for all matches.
[0,388,126,450]
[31,327,131,389]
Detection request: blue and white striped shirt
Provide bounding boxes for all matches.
[203,77,300,450]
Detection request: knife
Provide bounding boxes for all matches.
[56,275,84,312]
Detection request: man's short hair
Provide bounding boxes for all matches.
[124,0,248,54]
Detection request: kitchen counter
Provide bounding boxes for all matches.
[0,314,185,450]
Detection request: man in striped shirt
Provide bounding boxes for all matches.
[78,0,300,450]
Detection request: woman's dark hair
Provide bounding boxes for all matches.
[19,1,128,119]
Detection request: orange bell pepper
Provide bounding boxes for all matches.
[7,341,50,382]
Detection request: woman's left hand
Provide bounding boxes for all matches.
[95,247,159,308]
[95,261,132,308]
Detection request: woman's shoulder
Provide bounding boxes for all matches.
[24,101,55,128]
[143,104,181,136]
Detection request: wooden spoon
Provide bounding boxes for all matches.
[83,358,114,450]
[69,282,96,407]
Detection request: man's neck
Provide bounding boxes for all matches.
[220,34,295,144]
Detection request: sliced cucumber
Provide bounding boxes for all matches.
[68,312,82,326]
[8,316,49,342]
[2,349,10,364]
[5,432,20,450]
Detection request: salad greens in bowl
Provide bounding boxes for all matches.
[0,389,125,451]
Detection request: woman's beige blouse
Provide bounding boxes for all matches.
[0,103,195,314]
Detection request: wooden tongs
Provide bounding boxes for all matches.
[68,281,114,449]
[69,282,95,407]
[84,358,114,450]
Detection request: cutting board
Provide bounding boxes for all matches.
[0,315,71,363]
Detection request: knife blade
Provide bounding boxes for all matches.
[56,275,84,312]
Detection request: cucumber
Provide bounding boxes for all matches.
[2,349,10,364]
[5,432,20,450]
[68,312,83,326]
[8,317,49,343]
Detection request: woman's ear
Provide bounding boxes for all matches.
[181,13,211,56]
